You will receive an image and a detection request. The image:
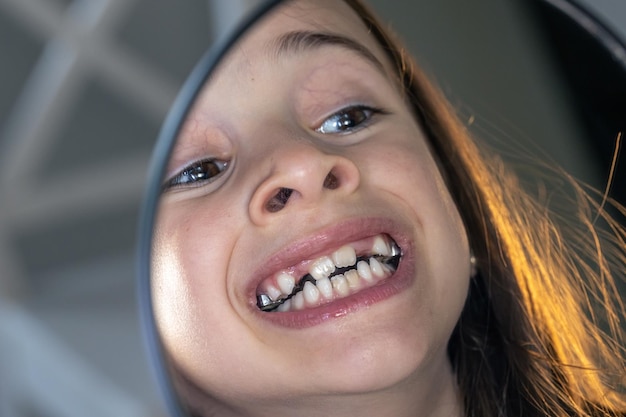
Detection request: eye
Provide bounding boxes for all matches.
[316,105,386,135]
[163,159,229,191]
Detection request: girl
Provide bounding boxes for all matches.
[150,0,626,415]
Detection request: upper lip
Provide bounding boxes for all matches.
[244,217,410,307]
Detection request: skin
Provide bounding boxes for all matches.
[152,1,471,416]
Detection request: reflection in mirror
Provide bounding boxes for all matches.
[143,0,626,416]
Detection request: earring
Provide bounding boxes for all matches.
[470,252,478,278]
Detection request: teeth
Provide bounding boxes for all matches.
[316,277,333,299]
[331,245,357,268]
[331,275,350,297]
[345,270,360,290]
[303,281,320,305]
[277,299,291,312]
[356,260,373,282]
[293,292,305,310]
[265,284,282,301]
[372,235,390,256]
[277,272,295,294]
[257,234,402,312]
[369,257,385,278]
[309,256,336,281]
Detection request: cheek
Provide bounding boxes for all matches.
[380,125,467,245]
[365,126,470,323]
[151,203,245,376]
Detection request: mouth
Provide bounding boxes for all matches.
[256,234,402,313]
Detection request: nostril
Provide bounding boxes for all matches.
[323,171,339,190]
[266,187,293,213]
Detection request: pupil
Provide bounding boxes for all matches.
[339,115,355,128]
[184,161,221,183]
[189,165,205,181]
[337,109,365,130]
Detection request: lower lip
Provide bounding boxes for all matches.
[253,247,415,329]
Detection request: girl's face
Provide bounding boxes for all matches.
[152,0,471,414]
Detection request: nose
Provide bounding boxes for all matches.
[248,144,360,225]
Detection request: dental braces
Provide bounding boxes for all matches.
[257,246,401,312]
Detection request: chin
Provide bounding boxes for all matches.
[288,298,451,395]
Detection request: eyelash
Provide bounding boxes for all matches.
[163,159,229,191]
[315,105,387,135]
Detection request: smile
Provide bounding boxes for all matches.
[256,234,402,312]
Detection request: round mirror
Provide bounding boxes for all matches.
[139,1,626,416]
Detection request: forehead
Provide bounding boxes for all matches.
[250,0,374,44]
[210,0,393,83]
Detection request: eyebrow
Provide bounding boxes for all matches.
[269,30,387,74]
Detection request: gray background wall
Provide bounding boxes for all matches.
[0,0,623,415]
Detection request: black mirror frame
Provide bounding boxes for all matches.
[531,0,626,208]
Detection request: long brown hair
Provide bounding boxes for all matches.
[344,0,626,415]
